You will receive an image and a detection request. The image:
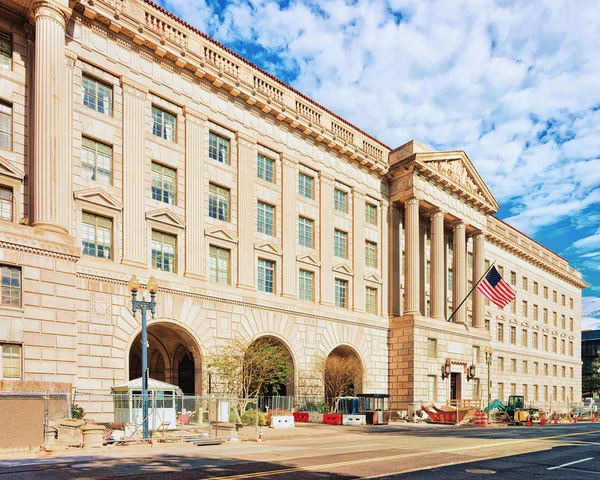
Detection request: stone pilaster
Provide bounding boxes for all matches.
[388,204,401,317]
[352,188,365,312]
[121,78,148,267]
[237,132,256,290]
[184,107,206,279]
[473,232,486,328]
[381,200,389,316]
[452,222,467,323]
[403,197,420,315]
[65,51,76,236]
[282,155,298,298]
[319,172,334,306]
[32,2,70,233]
[430,210,445,320]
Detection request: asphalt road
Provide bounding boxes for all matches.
[1,423,599,479]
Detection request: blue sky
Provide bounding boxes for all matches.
[156,0,600,328]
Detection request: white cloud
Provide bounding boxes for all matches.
[582,297,600,330]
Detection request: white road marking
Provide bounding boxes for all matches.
[547,457,594,470]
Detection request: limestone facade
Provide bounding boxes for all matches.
[0,0,587,408]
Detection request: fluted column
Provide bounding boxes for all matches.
[184,107,206,279]
[319,172,334,306]
[282,155,298,298]
[32,2,70,233]
[472,232,486,328]
[237,132,256,290]
[430,210,445,320]
[403,197,420,315]
[389,204,401,317]
[452,222,467,323]
[64,52,76,236]
[352,188,365,312]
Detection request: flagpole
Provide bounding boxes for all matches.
[447,261,496,323]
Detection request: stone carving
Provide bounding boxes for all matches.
[217,312,231,339]
[430,160,483,198]
[91,293,112,325]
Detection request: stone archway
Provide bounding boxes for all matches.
[324,345,364,398]
[249,336,296,397]
[129,322,202,395]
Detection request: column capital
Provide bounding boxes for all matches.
[282,154,299,168]
[236,131,257,148]
[430,209,445,220]
[120,76,149,96]
[452,221,466,231]
[405,196,420,206]
[319,171,335,185]
[352,186,366,200]
[31,1,70,26]
[183,105,207,125]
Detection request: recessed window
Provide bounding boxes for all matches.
[497,323,504,342]
[334,278,348,308]
[257,201,274,236]
[82,75,112,116]
[334,229,347,259]
[333,188,347,213]
[151,106,176,142]
[498,356,504,371]
[0,33,12,71]
[298,172,313,199]
[510,326,516,345]
[522,277,528,290]
[82,137,112,184]
[257,154,275,183]
[0,100,12,150]
[510,271,516,285]
[152,230,176,273]
[0,265,20,308]
[82,213,112,260]
[208,184,229,221]
[511,358,517,373]
[209,245,230,284]
[365,241,377,268]
[427,338,437,358]
[522,329,528,347]
[365,203,377,226]
[533,281,539,295]
[366,287,377,314]
[258,258,275,293]
[522,300,528,318]
[151,163,176,204]
[0,186,12,221]
[533,332,538,349]
[298,269,314,302]
[298,216,313,248]
[208,132,229,164]
[1,344,21,379]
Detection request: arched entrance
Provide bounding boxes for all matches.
[248,336,295,397]
[324,345,364,399]
[129,322,202,395]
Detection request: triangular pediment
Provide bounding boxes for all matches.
[204,225,238,243]
[0,156,25,180]
[333,262,354,275]
[255,240,283,256]
[297,252,321,266]
[74,188,123,211]
[146,208,185,228]
[364,273,383,284]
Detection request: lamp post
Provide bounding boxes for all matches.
[484,346,493,424]
[128,274,158,441]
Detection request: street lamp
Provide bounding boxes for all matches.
[128,274,158,441]
[484,346,493,424]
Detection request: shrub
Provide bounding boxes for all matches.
[241,408,266,426]
[71,403,85,420]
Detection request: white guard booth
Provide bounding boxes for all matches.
[111,377,182,432]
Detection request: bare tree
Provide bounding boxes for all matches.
[315,353,362,413]
[583,356,600,396]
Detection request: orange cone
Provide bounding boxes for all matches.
[574,416,577,424]
[527,416,531,427]
[253,427,264,443]
[541,417,546,426]
[592,415,596,423]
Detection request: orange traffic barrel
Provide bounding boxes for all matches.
[474,411,488,427]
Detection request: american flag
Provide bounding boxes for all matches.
[477,266,516,309]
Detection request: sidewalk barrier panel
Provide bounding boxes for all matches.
[322,413,342,425]
[293,412,309,422]
[271,415,294,429]
[308,413,323,423]
[343,414,366,425]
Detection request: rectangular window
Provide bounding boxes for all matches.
[151,106,176,142]
[365,203,377,225]
[298,269,314,302]
[544,385,548,401]
[544,363,548,376]
[533,332,538,349]
[333,188,347,213]
[208,132,230,164]
[553,311,557,326]
[544,334,548,351]
[570,367,574,379]
[544,286,548,299]
[569,341,573,356]
[562,366,566,378]
[0,33,11,70]
[298,217,314,248]
[534,385,539,401]
[428,375,437,402]
[428,338,437,358]
[511,358,517,373]
[0,186,12,221]
[543,308,548,323]
[334,229,348,259]
[498,383,504,401]
[523,360,528,374]
[561,315,566,330]
[467,252,473,269]
[510,300,516,314]
[553,290,557,302]
[553,386,557,401]
[510,271,516,285]
[533,304,538,321]
[366,287,377,314]
[552,337,557,353]
[82,213,112,260]
[256,154,275,183]
[82,75,112,115]
[485,319,490,331]
[82,137,112,184]
[0,101,12,150]
[257,202,275,236]
[208,246,230,284]
[534,362,539,375]
[334,278,348,308]
[553,364,557,377]
[561,294,566,306]
[497,323,504,342]
[499,356,504,371]
[522,329,528,347]
[511,383,516,396]
[208,184,229,221]
[1,344,21,379]
[0,265,20,308]
[510,326,516,345]
[523,384,528,401]
[569,317,573,332]
[474,346,480,363]
[258,259,275,293]
[561,339,565,355]
[151,230,176,273]
[298,172,313,199]
[365,241,377,268]
[533,281,538,295]
[570,297,574,309]
[522,300,528,318]
[522,277,528,290]
[151,163,176,204]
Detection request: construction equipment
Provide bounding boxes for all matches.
[505,396,539,425]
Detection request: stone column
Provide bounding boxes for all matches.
[184,107,206,279]
[32,1,71,233]
[388,204,401,316]
[472,232,486,328]
[403,197,420,315]
[282,155,298,298]
[380,200,389,316]
[452,222,467,323]
[65,52,76,236]
[319,172,334,306]
[352,188,365,312]
[430,210,445,320]
[121,78,148,267]
[237,132,256,290]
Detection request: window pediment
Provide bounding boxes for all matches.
[364,273,383,284]
[145,208,185,228]
[0,156,25,180]
[297,252,320,266]
[333,262,353,276]
[205,225,238,243]
[255,240,283,256]
[74,187,123,211]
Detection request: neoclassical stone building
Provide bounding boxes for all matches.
[0,0,587,411]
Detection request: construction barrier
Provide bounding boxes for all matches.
[473,411,487,427]
[342,414,366,425]
[293,412,309,423]
[322,413,343,425]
